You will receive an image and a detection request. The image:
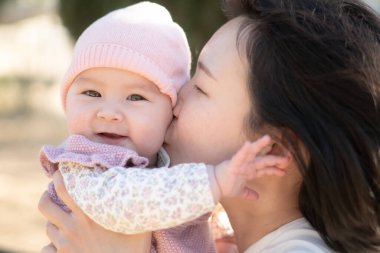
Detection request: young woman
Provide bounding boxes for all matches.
[39,0,380,252]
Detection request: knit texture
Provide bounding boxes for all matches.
[40,134,148,211]
[152,214,217,253]
[61,1,191,109]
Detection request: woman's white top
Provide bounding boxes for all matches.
[245,218,334,253]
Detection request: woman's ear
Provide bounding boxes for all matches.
[269,142,290,157]
[265,129,296,171]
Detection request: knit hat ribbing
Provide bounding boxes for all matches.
[61,1,191,109]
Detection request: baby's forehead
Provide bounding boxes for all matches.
[72,68,163,93]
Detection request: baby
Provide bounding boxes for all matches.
[40,2,288,252]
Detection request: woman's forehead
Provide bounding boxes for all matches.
[197,17,249,90]
[201,17,243,57]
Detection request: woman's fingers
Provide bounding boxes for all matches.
[53,171,94,234]
[53,171,83,215]
[46,221,78,253]
[38,191,68,229]
[46,222,61,248]
[41,243,56,253]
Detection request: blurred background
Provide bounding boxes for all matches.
[0,0,379,252]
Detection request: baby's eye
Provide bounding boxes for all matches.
[83,90,101,97]
[127,94,146,101]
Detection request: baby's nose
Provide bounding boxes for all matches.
[97,107,123,122]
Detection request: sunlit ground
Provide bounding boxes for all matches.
[0,5,71,252]
[0,114,67,253]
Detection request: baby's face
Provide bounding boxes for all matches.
[65,67,173,165]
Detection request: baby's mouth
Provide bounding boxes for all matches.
[98,133,126,139]
[96,132,128,146]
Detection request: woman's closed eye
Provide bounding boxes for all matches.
[82,90,101,97]
[194,84,207,95]
[127,94,147,101]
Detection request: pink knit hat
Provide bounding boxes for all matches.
[61,1,191,109]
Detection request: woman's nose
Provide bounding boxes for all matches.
[173,99,181,118]
[97,106,123,122]
[173,82,189,117]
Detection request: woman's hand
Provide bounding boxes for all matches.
[38,171,152,253]
[215,237,238,253]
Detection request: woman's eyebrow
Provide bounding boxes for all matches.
[198,61,217,82]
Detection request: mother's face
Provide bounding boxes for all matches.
[164,17,252,165]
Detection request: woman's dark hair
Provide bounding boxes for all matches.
[224,0,380,252]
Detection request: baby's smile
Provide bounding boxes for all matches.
[96,132,128,146]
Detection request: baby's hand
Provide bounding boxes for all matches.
[213,135,289,201]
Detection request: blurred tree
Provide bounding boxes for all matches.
[0,0,9,8]
[58,0,226,62]
[156,1,227,56]
[0,0,57,23]
[59,0,128,40]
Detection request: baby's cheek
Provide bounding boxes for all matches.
[137,127,165,158]
[66,115,86,135]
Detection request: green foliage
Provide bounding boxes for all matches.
[154,0,227,55]
[58,0,130,40]
[0,0,10,7]
[58,0,226,60]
